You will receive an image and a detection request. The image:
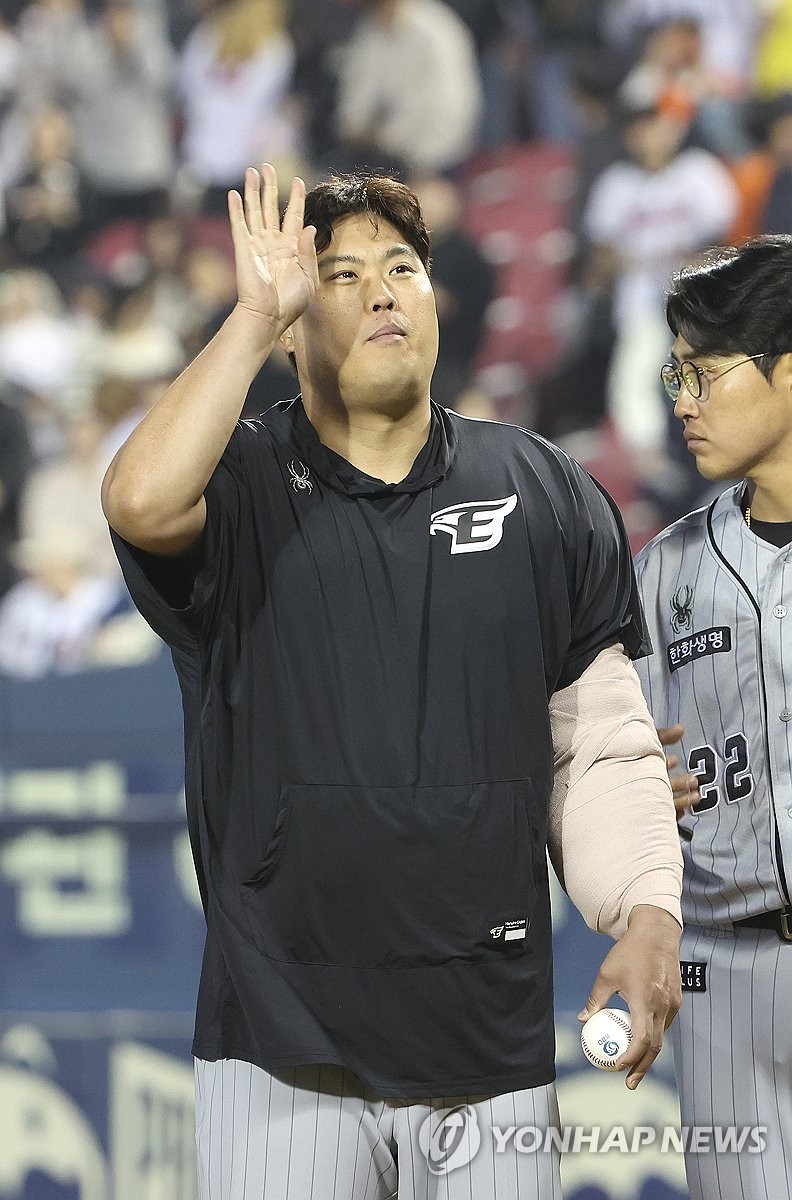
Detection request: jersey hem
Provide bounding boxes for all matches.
[191,1040,556,1099]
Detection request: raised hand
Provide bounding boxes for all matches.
[228,164,319,340]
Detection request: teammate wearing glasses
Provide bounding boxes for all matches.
[633,233,792,1200]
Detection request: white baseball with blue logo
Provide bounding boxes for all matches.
[580,1008,632,1071]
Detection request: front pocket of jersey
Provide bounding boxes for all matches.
[241,781,538,968]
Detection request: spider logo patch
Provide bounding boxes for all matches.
[287,459,313,494]
[670,584,694,633]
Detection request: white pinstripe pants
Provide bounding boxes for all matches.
[194,1058,563,1200]
[671,924,792,1200]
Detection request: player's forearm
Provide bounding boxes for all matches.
[548,644,683,938]
[102,304,279,551]
[555,754,683,934]
[627,903,682,942]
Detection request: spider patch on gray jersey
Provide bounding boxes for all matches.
[670,584,694,633]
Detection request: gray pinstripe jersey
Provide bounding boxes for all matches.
[634,484,792,927]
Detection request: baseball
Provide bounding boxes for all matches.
[580,1007,632,1071]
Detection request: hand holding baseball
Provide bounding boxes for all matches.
[580,905,682,1090]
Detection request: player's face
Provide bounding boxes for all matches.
[669,336,792,482]
[286,214,438,413]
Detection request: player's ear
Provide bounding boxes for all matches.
[279,325,299,376]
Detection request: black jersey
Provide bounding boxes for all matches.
[112,399,649,1098]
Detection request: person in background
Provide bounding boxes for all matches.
[19,399,117,581]
[286,0,357,166]
[18,0,174,227]
[176,0,298,214]
[603,0,764,109]
[0,268,80,460]
[583,100,738,464]
[759,92,792,234]
[4,105,92,284]
[335,0,483,175]
[411,172,495,408]
[0,527,127,679]
[617,16,754,158]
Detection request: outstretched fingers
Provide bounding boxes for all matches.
[236,165,306,241]
[244,167,266,237]
[260,162,281,230]
[281,174,307,237]
[227,188,251,251]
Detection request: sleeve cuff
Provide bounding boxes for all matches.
[598,871,684,939]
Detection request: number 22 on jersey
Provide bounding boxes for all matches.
[687,732,753,812]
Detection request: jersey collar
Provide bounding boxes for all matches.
[284,396,458,497]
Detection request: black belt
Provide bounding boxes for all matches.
[733,908,792,941]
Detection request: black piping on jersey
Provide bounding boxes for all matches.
[706,500,791,908]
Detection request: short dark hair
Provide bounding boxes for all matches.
[304,172,431,269]
[666,234,792,383]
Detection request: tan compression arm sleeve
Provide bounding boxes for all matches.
[548,642,683,939]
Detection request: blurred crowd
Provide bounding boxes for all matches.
[0,0,790,678]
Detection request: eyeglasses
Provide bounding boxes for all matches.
[660,353,767,402]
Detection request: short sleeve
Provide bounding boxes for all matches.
[110,435,244,650]
[557,466,651,690]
